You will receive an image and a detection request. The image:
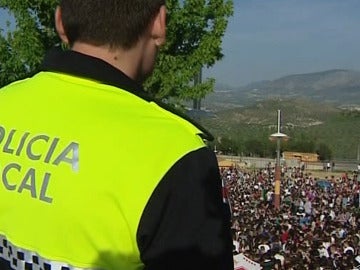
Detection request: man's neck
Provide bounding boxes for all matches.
[71,42,142,81]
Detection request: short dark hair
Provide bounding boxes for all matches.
[59,0,165,49]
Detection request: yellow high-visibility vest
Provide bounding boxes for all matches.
[0,71,206,270]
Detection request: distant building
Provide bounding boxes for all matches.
[283,151,319,162]
[218,159,236,169]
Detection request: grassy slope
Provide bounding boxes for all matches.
[199,98,360,159]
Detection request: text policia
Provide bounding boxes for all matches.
[0,125,79,204]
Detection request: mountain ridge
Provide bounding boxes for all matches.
[204,69,360,110]
[193,69,360,159]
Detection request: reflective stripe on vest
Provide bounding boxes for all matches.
[0,235,93,270]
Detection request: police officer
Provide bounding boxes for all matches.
[0,1,233,270]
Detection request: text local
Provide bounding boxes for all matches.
[0,125,79,204]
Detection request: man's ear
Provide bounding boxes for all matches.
[55,6,69,45]
[151,5,166,47]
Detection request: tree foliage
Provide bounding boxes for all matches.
[217,136,238,155]
[284,132,316,153]
[209,125,334,160]
[0,0,59,86]
[0,0,234,103]
[316,142,332,161]
[145,0,233,101]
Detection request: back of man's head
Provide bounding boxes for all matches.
[59,0,165,49]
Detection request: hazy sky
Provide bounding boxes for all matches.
[204,0,360,86]
[1,1,360,87]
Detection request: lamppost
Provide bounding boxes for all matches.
[269,110,288,210]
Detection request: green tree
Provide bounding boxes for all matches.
[0,0,59,86]
[0,0,234,103]
[244,139,266,157]
[285,133,315,153]
[145,0,233,101]
[217,136,238,155]
[316,142,332,161]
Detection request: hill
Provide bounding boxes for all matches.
[188,69,360,159]
[202,69,360,110]
[198,98,360,160]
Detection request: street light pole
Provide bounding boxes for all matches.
[274,136,281,209]
[270,110,288,210]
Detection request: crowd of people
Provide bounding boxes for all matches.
[221,164,360,270]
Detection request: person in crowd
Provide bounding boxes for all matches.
[222,164,360,269]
